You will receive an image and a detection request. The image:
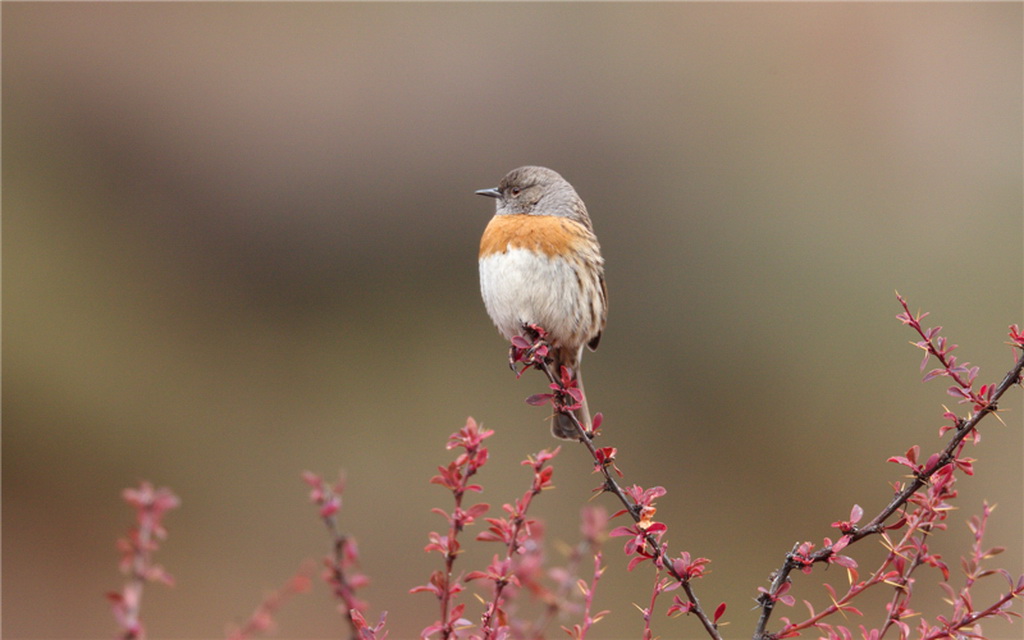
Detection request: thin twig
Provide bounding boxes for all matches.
[529,356,724,640]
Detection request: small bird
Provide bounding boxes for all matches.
[477,166,607,440]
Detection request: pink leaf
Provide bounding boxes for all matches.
[850,504,863,524]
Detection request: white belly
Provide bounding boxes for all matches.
[479,248,585,345]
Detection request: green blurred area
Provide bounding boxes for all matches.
[4,4,1021,639]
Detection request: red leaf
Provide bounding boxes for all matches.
[887,456,916,469]
[511,335,531,349]
[627,555,649,571]
[713,602,727,623]
[525,393,553,406]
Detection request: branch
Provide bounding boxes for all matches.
[752,305,1024,640]
[106,482,180,640]
[225,564,313,640]
[410,418,493,639]
[512,328,724,640]
[302,471,373,640]
[470,448,559,639]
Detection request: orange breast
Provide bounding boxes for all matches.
[479,214,588,259]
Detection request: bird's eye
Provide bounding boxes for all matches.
[509,187,521,197]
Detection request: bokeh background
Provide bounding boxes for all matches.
[4,3,1022,639]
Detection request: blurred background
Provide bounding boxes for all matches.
[4,3,1021,639]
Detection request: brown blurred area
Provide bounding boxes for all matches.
[4,3,1021,639]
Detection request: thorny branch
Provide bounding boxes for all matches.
[515,302,1024,640]
[751,304,1024,640]
[514,327,724,640]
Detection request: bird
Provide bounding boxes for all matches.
[477,166,607,440]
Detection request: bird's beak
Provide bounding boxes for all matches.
[475,187,501,199]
